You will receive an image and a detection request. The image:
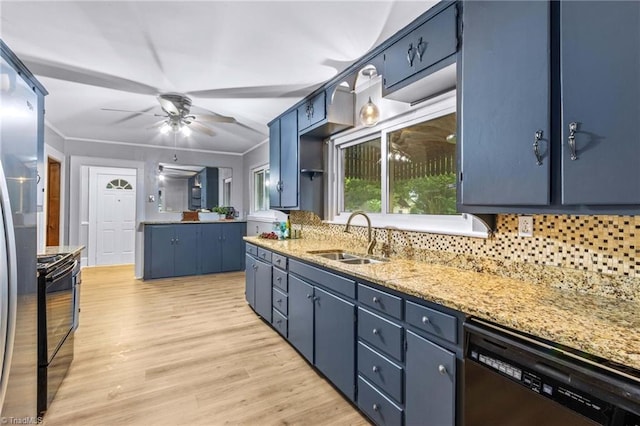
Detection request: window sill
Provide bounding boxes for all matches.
[326,213,492,239]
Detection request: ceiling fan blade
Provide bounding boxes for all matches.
[19,55,159,95]
[193,113,236,124]
[102,106,165,124]
[187,83,322,99]
[157,96,180,116]
[188,121,216,137]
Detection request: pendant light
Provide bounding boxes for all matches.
[359,66,380,127]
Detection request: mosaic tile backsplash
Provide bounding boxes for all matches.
[289,212,640,301]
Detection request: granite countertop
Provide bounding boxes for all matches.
[142,219,247,225]
[40,245,85,257]
[244,236,640,373]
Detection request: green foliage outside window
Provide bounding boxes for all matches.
[391,173,457,215]
[343,178,381,213]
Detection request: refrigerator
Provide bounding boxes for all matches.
[0,40,47,420]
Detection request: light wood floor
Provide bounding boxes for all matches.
[43,265,369,426]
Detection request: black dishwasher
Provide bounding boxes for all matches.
[464,319,640,426]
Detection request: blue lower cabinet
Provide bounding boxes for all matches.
[245,254,256,309]
[221,223,245,271]
[253,258,272,321]
[405,330,456,426]
[288,275,314,363]
[358,376,403,426]
[314,287,356,401]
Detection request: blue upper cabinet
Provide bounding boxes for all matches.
[269,109,299,209]
[560,1,640,205]
[382,2,458,103]
[459,1,550,206]
[297,91,326,132]
[459,1,640,212]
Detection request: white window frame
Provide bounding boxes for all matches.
[327,90,489,238]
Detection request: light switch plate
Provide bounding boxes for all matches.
[518,216,534,237]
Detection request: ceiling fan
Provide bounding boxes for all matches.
[102,92,235,137]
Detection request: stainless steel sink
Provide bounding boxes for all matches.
[307,249,388,265]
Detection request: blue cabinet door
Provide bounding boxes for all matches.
[314,287,356,401]
[147,225,175,279]
[288,275,314,363]
[279,110,298,208]
[245,254,256,309]
[253,258,272,321]
[221,223,245,272]
[173,224,199,277]
[199,223,222,274]
[560,2,640,204]
[405,330,456,426]
[459,1,550,206]
[269,119,281,208]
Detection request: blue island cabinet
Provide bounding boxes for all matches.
[199,222,245,274]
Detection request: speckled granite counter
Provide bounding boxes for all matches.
[244,236,640,373]
[39,245,84,257]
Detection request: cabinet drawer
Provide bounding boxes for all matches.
[357,376,403,426]
[272,288,288,316]
[272,308,287,338]
[405,301,457,344]
[272,253,287,270]
[272,267,288,292]
[257,248,272,263]
[358,342,403,404]
[358,284,402,320]
[289,259,355,299]
[358,308,403,362]
[246,243,257,256]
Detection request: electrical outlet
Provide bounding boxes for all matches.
[518,216,534,237]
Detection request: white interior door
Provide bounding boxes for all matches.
[89,168,136,266]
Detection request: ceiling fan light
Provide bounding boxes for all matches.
[359,97,380,127]
[160,122,171,134]
[180,125,192,137]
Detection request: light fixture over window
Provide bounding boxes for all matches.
[359,66,380,127]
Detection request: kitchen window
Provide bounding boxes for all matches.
[329,91,489,237]
[252,165,270,213]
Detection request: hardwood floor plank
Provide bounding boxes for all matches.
[42,265,369,426]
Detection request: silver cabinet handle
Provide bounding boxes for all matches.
[533,130,544,166]
[416,37,426,61]
[276,277,282,282]
[372,296,379,303]
[438,365,447,375]
[252,264,258,270]
[313,296,319,302]
[372,365,379,373]
[175,238,179,244]
[276,259,281,264]
[372,403,380,412]
[170,238,175,244]
[568,122,578,160]
[421,316,430,324]
[372,328,379,335]
[306,294,312,299]
[407,43,415,66]
[276,319,282,324]
[276,299,282,303]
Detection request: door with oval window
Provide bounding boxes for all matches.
[89,168,136,265]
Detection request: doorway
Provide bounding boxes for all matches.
[46,157,61,246]
[88,167,137,266]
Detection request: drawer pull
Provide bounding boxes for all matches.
[252,265,258,270]
[276,319,282,324]
[372,296,379,303]
[276,299,282,303]
[277,277,282,282]
[276,259,281,264]
[372,328,379,335]
[372,403,380,412]
[372,365,379,373]
[438,365,447,375]
[421,315,430,324]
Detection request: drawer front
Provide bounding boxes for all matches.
[272,308,287,338]
[272,253,288,271]
[246,243,257,256]
[405,300,457,344]
[357,376,403,426]
[358,342,403,404]
[289,259,355,299]
[272,267,288,292]
[358,308,403,362]
[358,284,403,320]
[257,248,272,263]
[272,288,288,316]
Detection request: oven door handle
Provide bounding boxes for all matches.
[47,261,76,282]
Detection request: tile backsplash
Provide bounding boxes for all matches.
[289,212,640,301]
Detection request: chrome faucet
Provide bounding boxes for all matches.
[344,211,376,255]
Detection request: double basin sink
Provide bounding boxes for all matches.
[307,249,389,265]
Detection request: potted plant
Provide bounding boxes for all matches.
[212,206,227,220]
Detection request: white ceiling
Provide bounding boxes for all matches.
[0,1,433,154]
